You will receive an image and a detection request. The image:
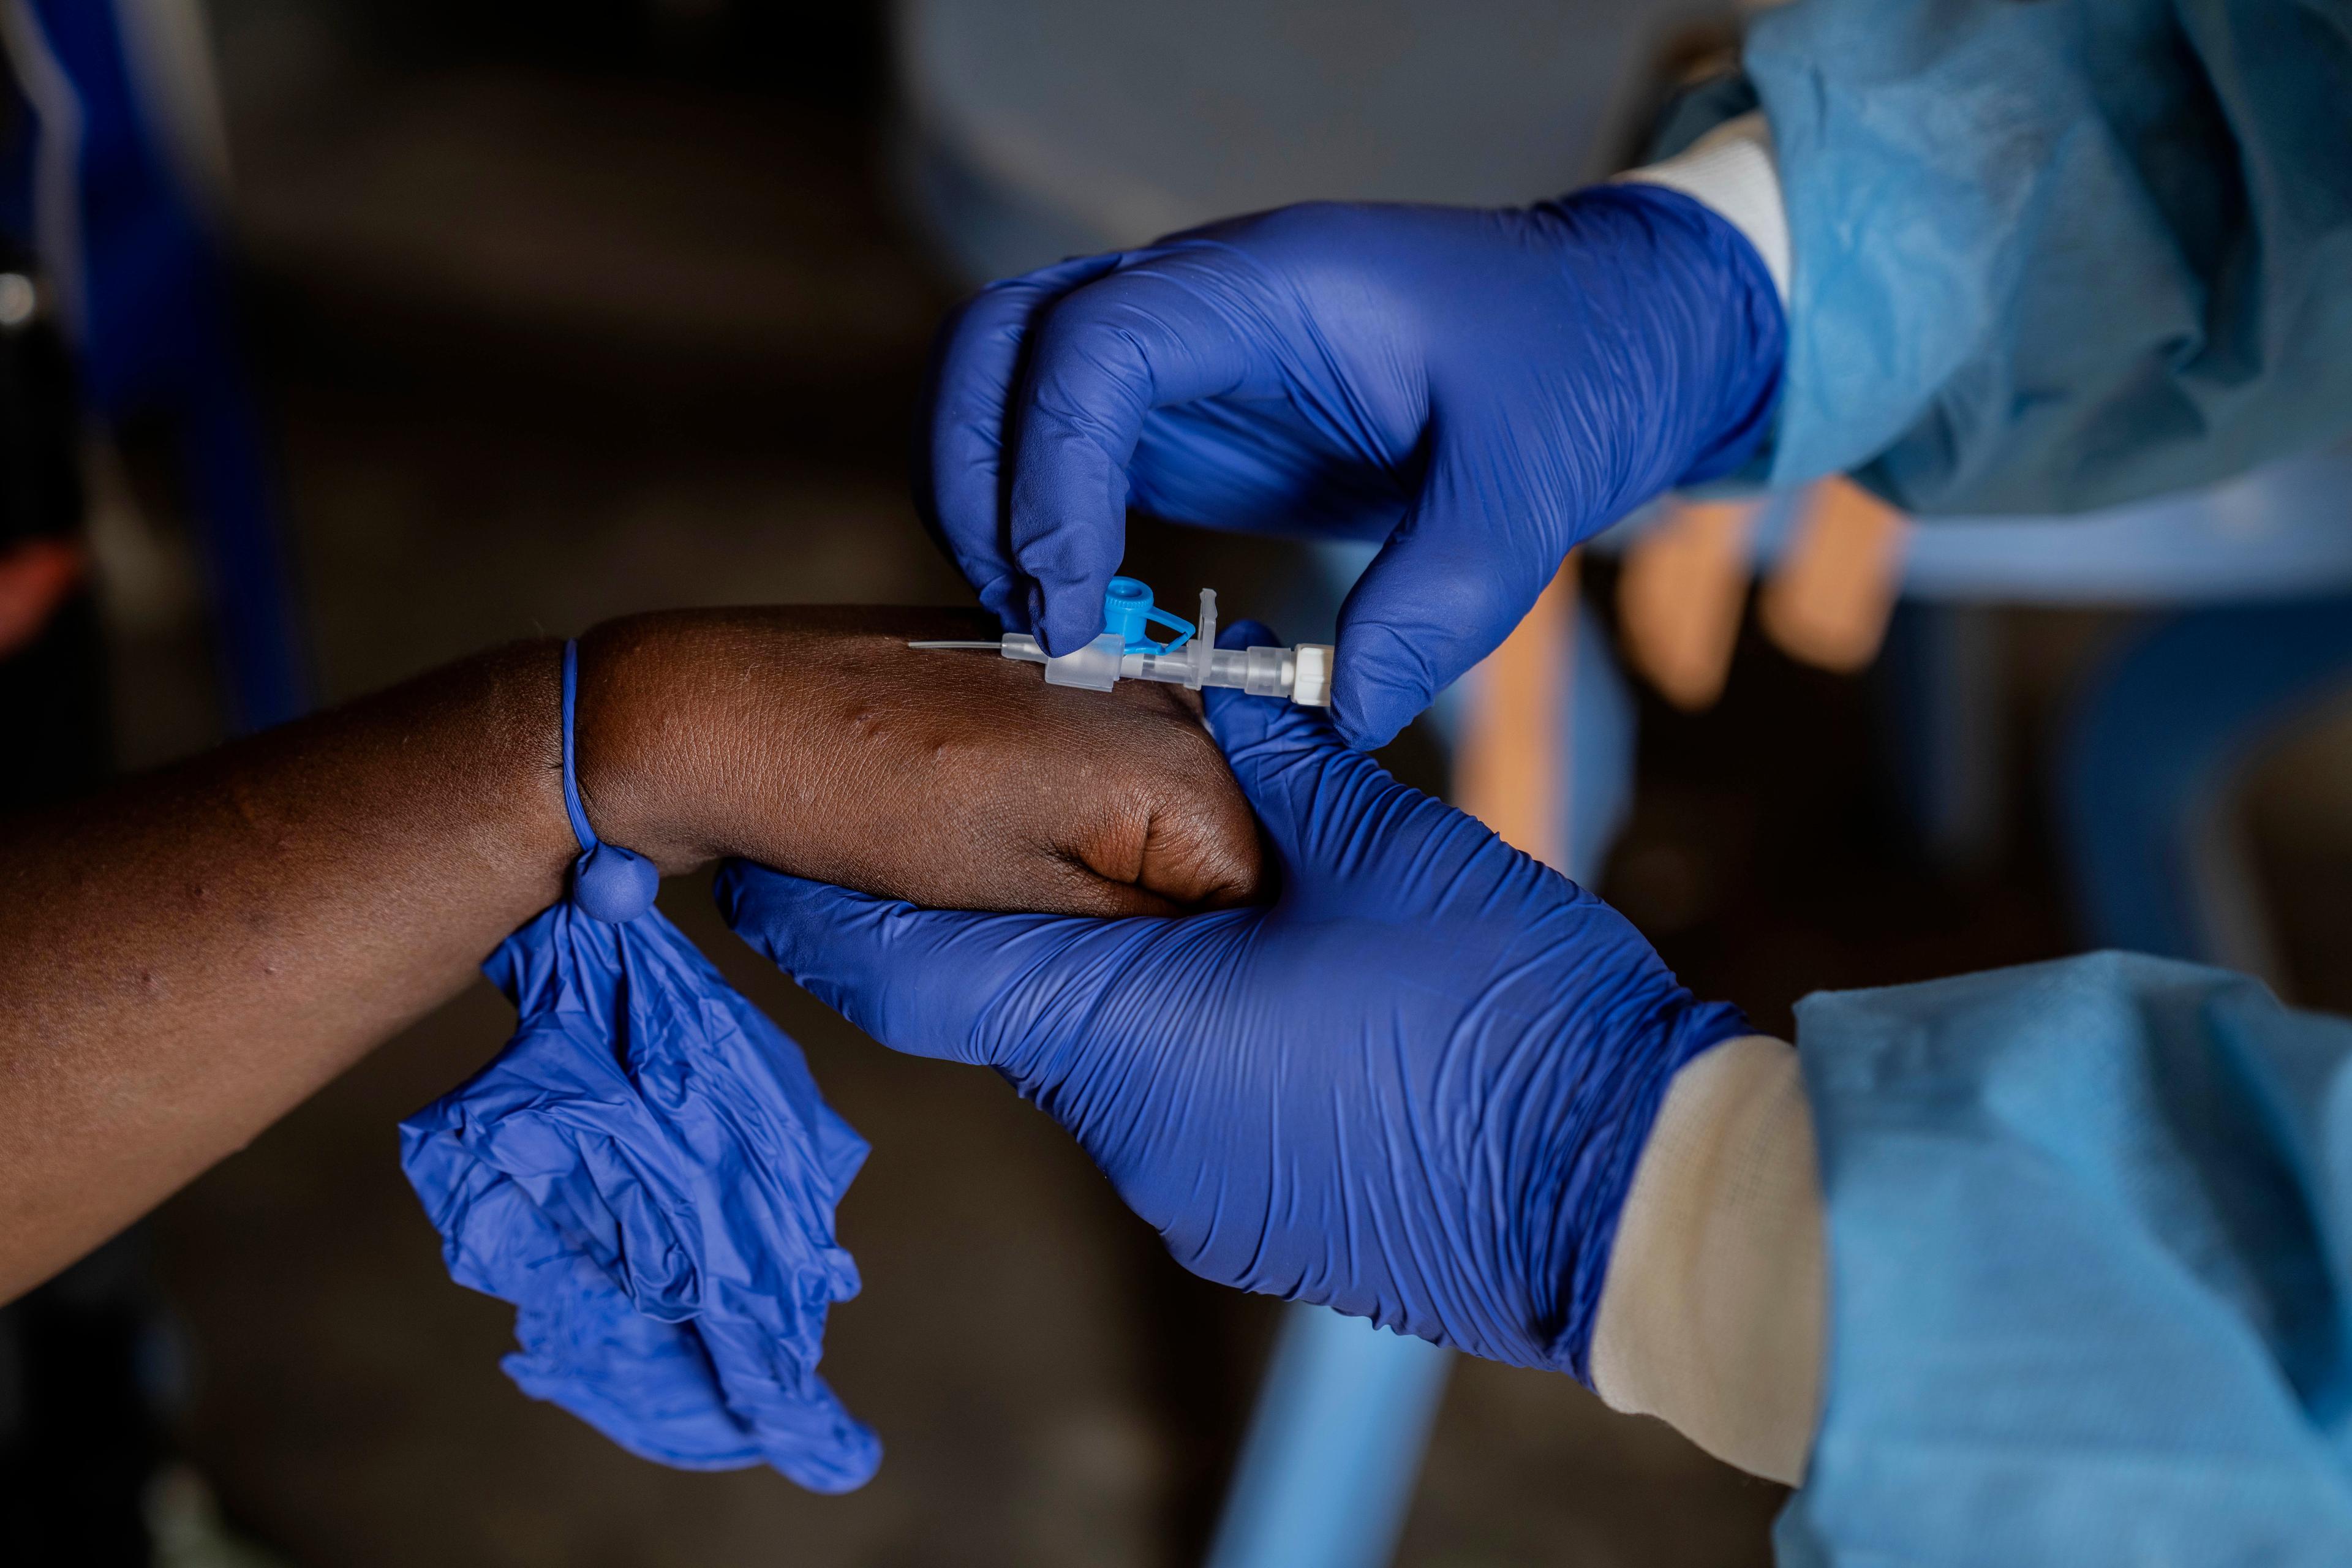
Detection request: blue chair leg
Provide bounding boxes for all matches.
[1205,1307,1452,1568]
[2058,593,2352,971]
[1205,570,1639,1568]
[1563,606,1635,886]
[181,347,312,731]
[1201,538,1452,1568]
[9,0,312,731]
[1882,601,2005,871]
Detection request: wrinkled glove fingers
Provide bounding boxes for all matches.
[923,254,1123,627]
[1206,620,1500,915]
[1202,622,1430,884]
[1006,262,1265,652]
[716,863,1079,1068]
[1332,441,1567,750]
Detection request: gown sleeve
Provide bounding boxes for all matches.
[1739,0,2352,516]
[1781,951,2352,1565]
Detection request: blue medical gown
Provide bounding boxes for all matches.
[1784,952,2352,1564]
[1727,0,2352,516]
[401,899,880,1491]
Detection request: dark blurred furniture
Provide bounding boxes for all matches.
[3,0,307,731]
[0,221,160,1564]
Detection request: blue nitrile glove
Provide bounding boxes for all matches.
[717,624,1748,1379]
[919,185,1784,748]
[401,642,878,1492]
[400,903,879,1490]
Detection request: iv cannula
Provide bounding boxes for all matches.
[910,581,1333,707]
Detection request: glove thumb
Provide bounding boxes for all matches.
[1204,620,1449,902]
[1198,617,1343,758]
[1330,451,1563,749]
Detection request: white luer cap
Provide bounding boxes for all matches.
[1291,643,1334,707]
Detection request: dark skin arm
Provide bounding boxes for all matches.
[0,606,1259,1301]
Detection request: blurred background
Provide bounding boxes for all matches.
[1,1,2348,1564]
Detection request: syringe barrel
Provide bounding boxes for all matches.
[1237,644,1294,696]
[983,599,1329,705]
[1129,647,1274,689]
[1131,645,1295,695]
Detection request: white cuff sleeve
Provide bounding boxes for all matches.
[1589,1035,1823,1485]
[1617,111,1790,304]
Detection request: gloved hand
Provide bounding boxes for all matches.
[402,895,880,1491]
[403,638,878,1492]
[718,625,1748,1378]
[921,185,1784,748]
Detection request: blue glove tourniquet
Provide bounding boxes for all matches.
[921,184,1784,749]
[400,643,878,1491]
[720,625,1747,1380]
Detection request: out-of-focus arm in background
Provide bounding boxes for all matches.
[1704,0,2352,514]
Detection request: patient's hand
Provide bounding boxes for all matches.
[575,608,1262,916]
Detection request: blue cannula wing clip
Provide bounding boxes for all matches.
[1102,576,1194,654]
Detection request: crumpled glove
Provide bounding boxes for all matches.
[920,184,1784,748]
[717,625,1747,1379]
[402,644,880,1490]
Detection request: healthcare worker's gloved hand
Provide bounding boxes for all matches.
[921,186,1784,748]
[718,625,1749,1377]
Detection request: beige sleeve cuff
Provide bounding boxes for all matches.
[1617,111,1791,303]
[1589,1035,1824,1485]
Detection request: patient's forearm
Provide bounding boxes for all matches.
[0,607,1261,1300]
[0,641,575,1298]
